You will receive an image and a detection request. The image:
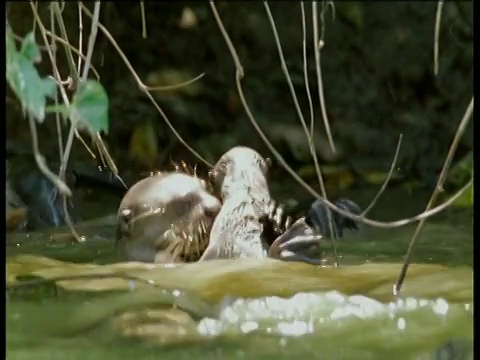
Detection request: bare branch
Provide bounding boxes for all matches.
[312,1,336,154]
[361,134,404,217]
[95,132,128,189]
[300,2,315,139]
[394,96,473,297]
[81,3,213,168]
[27,114,72,196]
[434,0,444,76]
[80,1,100,81]
[264,2,339,265]
[209,1,473,230]
[49,8,64,165]
[147,72,206,92]
[209,2,244,78]
[42,32,101,80]
[51,2,80,87]
[30,3,91,243]
[140,0,148,39]
[77,1,84,74]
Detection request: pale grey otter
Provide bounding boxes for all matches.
[116,171,221,263]
[200,146,323,263]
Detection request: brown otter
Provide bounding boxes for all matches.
[199,146,323,263]
[116,170,221,263]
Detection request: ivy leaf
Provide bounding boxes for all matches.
[69,80,109,134]
[6,26,57,123]
[20,32,42,63]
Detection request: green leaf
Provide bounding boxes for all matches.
[45,104,69,115]
[70,80,109,134]
[6,26,18,65]
[20,32,41,63]
[41,78,58,100]
[6,26,57,123]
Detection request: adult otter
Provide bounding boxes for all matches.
[199,146,323,263]
[116,170,221,263]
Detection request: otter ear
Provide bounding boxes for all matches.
[262,157,272,176]
[208,169,221,191]
[265,157,272,168]
[119,208,133,223]
[208,169,216,182]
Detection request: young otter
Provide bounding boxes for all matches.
[200,146,322,263]
[116,171,221,263]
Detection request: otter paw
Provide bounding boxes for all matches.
[268,218,322,265]
[260,200,293,246]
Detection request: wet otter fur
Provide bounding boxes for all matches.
[200,146,323,262]
[200,146,272,260]
[116,165,221,263]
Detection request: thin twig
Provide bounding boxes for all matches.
[45,28,107,159]
[209,1,472,230]
[50,3,118,185]
[82,2,200,185]
[51,2,79,87]
[208,2,244,79]
[74,131,97,159]
[264,2,339,265]
[30,4,72,172]
[49,8,64,165]
[95,132,128,189]
[61,194,83,242]
[434,0,444,76]
[312,1,336,154]
[56,1,102,244]
[31,3,83,243]
[77,1,84,74]
[361,134,403,217]
[326,0,336,22]
[27,114,72,196]
[80,1,100,81]
[32,1,38,34]
[394,96,473,297]
[81,3,213,168]
[140,0,148,39]
[147,72,206,92]
[300,2,315,139]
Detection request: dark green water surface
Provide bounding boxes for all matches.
[6,186,473,360]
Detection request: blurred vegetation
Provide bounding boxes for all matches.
[6,2,473,200]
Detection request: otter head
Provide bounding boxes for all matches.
[208,146,271,198]
[117,171,221,263]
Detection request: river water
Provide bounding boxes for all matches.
[6,186,473,359]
